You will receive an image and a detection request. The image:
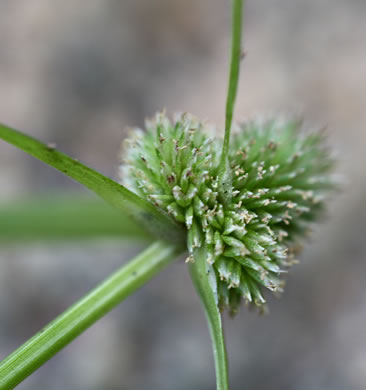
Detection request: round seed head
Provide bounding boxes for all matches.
[121,112,335,313]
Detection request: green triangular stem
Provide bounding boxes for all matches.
[190,247,229,390]
[0,241,181,389]
[0,124,184,244]
[218,0,244,203]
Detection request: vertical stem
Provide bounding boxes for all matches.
[190,247,229,390]
[190,5,245,388]
[218,0,244,202]
[222,0,244,162]
[0,241,180,390]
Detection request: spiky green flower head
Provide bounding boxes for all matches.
[120,112,334,313]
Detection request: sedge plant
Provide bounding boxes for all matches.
[0,1,335,389]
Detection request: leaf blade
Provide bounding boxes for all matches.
[0,194,151,242]
[0,124,184,243]
[0,241,181,389]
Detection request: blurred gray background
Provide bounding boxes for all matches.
[0,1,365,389]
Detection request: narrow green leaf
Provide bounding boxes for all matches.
[0,194,151,243]
[189,247,229,390]
[0,124,184,243]
[0,241,181,389]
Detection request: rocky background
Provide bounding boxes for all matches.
[0,1,365,389]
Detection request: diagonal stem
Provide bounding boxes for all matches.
[0,241,181,389]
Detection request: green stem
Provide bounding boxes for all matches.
[0,241,181,389]
[218,0,244,201]
[222,0,244,162]
[190,247,229,390]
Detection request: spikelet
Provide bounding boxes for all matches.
[121,112,334,313]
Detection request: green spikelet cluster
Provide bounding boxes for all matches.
[121,112,334,313]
